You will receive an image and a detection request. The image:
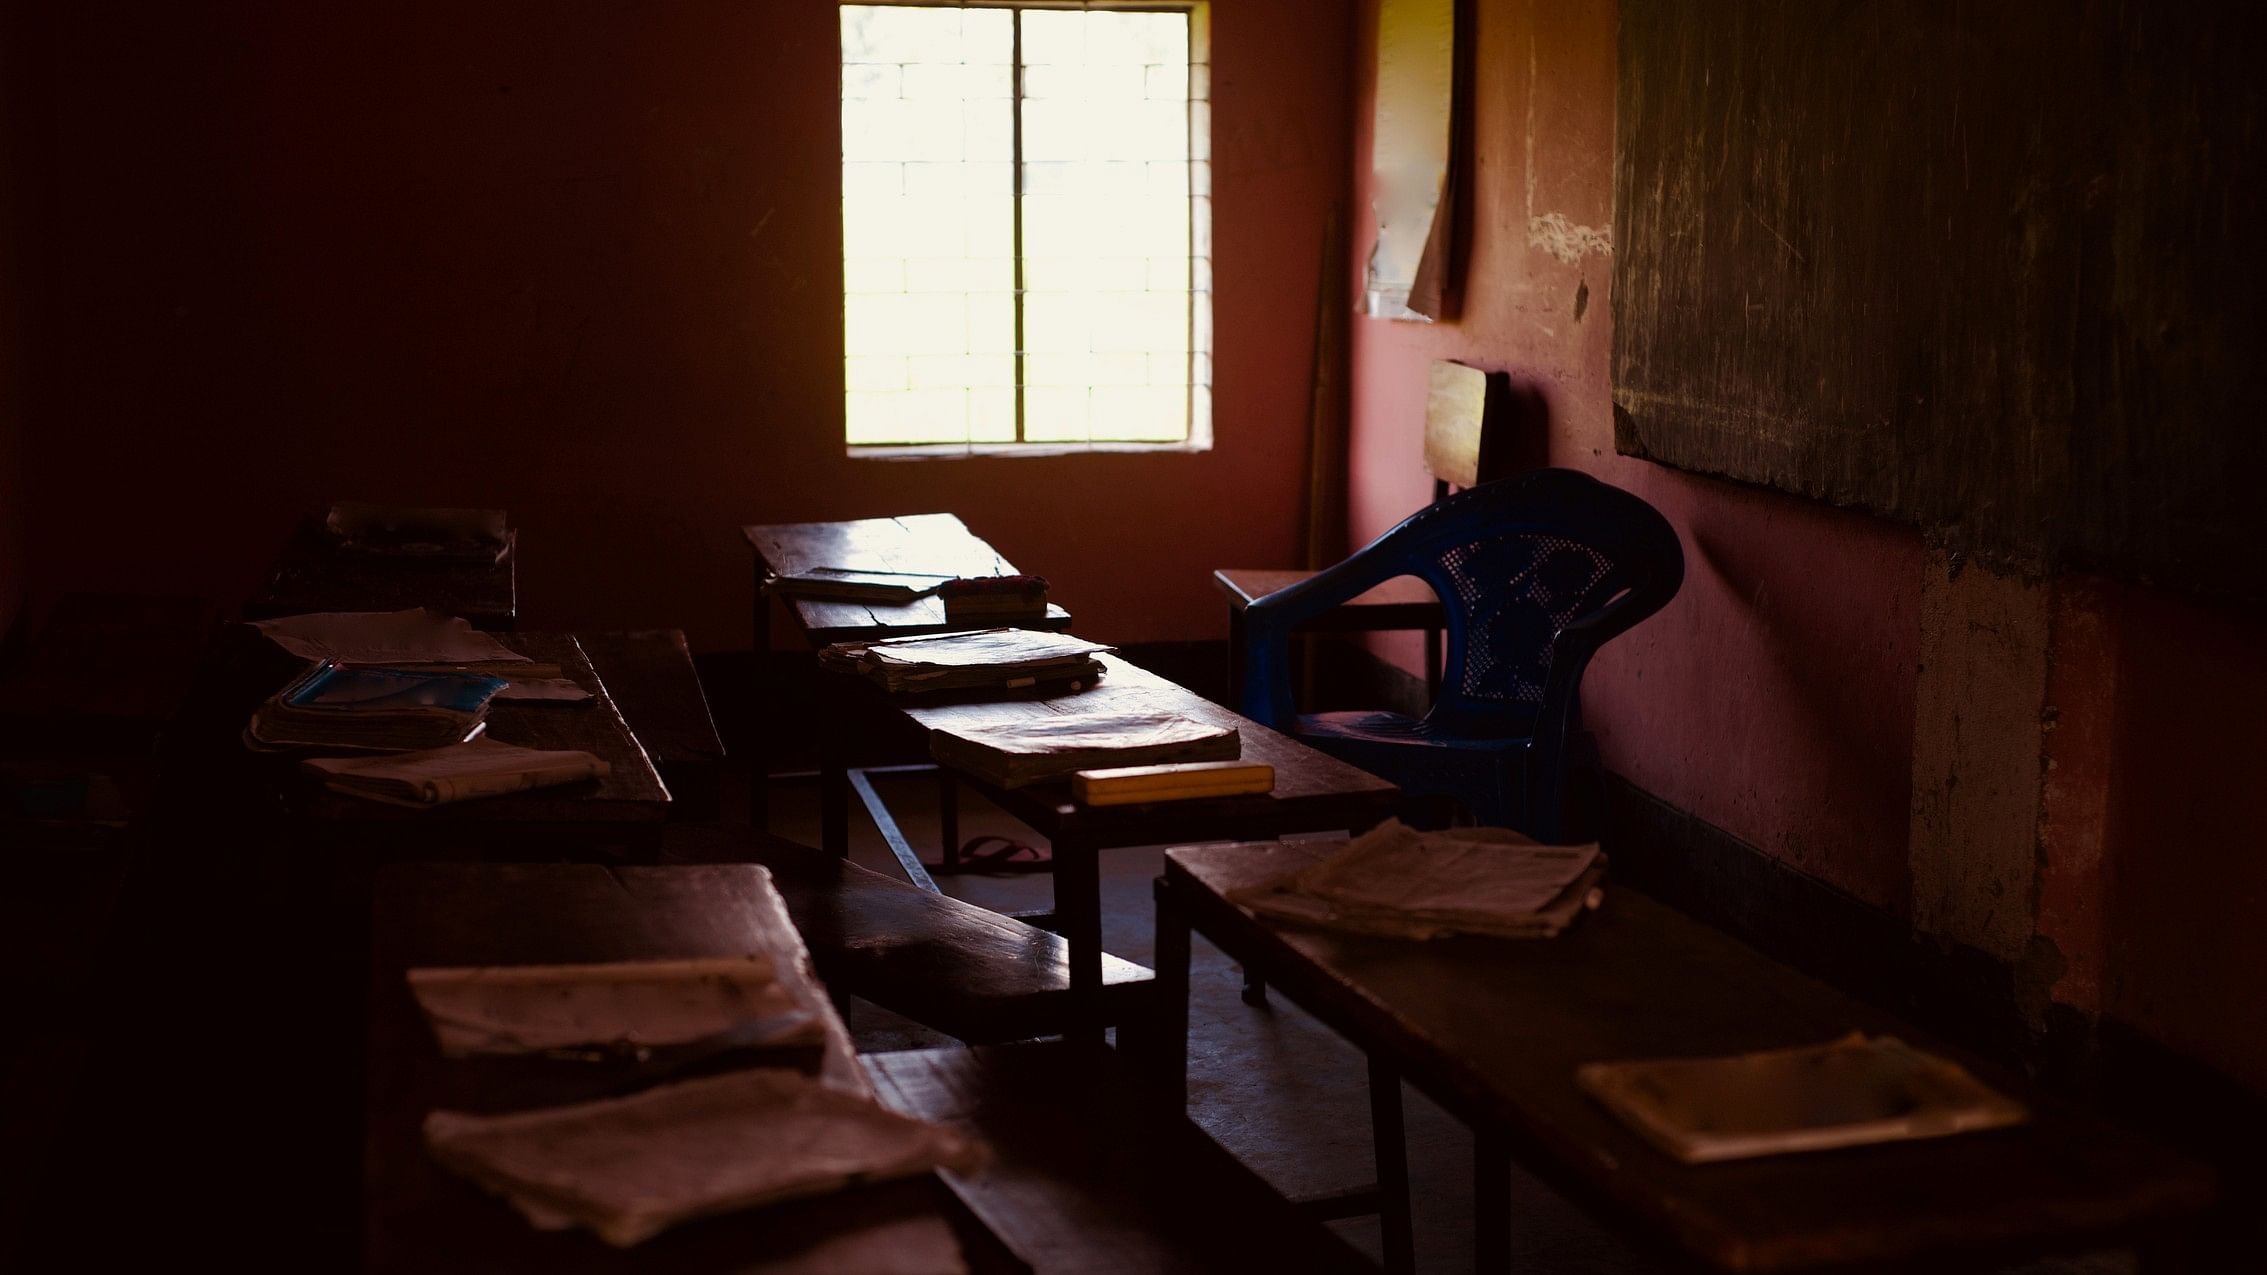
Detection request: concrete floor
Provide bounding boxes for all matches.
[720,768,2128,1275]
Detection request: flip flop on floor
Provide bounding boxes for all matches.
[945,834,1052,871]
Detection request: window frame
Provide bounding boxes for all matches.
[839,0,1213,459]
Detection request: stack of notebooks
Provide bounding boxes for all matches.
[1223,819,1607,940]
[930,711,1241,788]
[767,567,1051,624]
[818,628,1110,696]
[302,738,611,807]
[247,661,504,751]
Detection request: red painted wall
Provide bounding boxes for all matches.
[1346,0,1921,914]
[1346,0,2267,1096]
[16,0,1351,649]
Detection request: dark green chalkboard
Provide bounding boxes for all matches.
[1613,0,2267,603]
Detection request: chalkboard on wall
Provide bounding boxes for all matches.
[1612,1,2267,604]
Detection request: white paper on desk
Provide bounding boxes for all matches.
[407,956,818,1056]
[424,1069,987,1247]
[301,737,608,806]
[253,608,526,666]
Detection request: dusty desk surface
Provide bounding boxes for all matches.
[1162,842,2219,1273]
[895,653,1399,840]
[365,862,1002,1274]
[743,513,1069,642]
[248,518,517,630]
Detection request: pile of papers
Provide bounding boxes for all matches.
[1577,1033,2028,1163]
[248,662,504,751]
[1225,819,1607,939]
[302,737,610,806]
[819,628,1111,696]
[930,711,1241,788]
[424,1068,984,1247]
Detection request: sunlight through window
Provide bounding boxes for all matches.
[841,4,1211,451]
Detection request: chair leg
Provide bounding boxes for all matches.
[1241,968,1268,1006]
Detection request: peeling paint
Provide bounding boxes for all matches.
[1528,211,1612,264]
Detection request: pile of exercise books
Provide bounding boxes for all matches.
[1222,819,1607,940]
[818,628,1111,696]
[301,737,611,806]
[247,661,505,751]
[929,711,1241,788]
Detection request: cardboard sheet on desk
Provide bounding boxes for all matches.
[253,608,525,667]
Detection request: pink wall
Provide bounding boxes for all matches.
[1346,0,1921,913]
[16,0,1351,649]
[1346,0,2267,1094]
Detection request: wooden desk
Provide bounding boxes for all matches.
[247,519,517,630]
[740,513,1070,832]
[365,862,1009,1274]
[1155,842,2218,1274]
[171,627,669,854]
[291,632,671,841]
[837,655,1400,1042]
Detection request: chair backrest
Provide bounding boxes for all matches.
[1244,469,1684,743]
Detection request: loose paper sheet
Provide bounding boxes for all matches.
[1227,819,1605,939]
[253,608,526,666]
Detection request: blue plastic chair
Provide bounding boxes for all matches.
[1239,468,1683,841]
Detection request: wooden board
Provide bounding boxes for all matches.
[1166,842,2217,1272]
[1613,1,2267,602]
[365,863,990,1274]
[247,519,517,630]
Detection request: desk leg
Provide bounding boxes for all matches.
[1056,833,1105,1048]
[1226,604,1247,712]
[1150,875,1190,1108]
[938,770,961,870]
[1369,1056,1416,1275]
[750,588,772,831]
[1475,1130,1511,1273]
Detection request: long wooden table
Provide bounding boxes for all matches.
[835,655,1400,1043]
[1154,841,2218,1274]
[365,862,1014,1274]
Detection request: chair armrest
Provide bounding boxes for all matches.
[1237,552,1430,727]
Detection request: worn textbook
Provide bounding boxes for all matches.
[301,737,610,806]
[820,628,1110,696]
[929,711,1240,788]
[1577,1033,2028,1164]
[247,661,504,752]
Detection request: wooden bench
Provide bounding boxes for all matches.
[672,830,1153,1044]
[580,629,727,822]
[867,1042,1374,1274]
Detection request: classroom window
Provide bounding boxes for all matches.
[840,3,1212,453]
